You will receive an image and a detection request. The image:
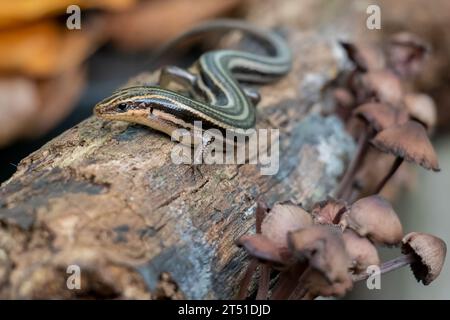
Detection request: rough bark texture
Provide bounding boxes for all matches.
[0,0,357,299]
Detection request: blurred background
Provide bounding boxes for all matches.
[0,0,448,299]
[0,0,242,182]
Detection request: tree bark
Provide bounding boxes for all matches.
[0,0,357,299]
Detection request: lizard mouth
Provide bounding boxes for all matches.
[93,106,105,118]
[93,103,116,117]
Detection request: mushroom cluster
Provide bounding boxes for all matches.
[236,197,446,300]
[236,31,446,300]
[332,32,439,201]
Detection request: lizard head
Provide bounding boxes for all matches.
[93,86,189,136]
[94,86,157,122]
[94,99,151,120]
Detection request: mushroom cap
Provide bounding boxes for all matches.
[237,234,288,268]
[386,32,430,78]
[343,229,380,274]
[288,225,350,283]
[301,268,353,298]
[402,232,447,285]
[354,102,409,132]
[389,32,430,52]
[311,198,347,225]
[371,120,440,171]
[340,41,384,72]
[261,202,312,249]
[333,88,355,109]
[404,93,437,131]
[360,70,404,108]
[340,195,403,245]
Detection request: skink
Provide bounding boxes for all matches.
[94,19,292,140]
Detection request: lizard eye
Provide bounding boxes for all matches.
[117,103,128,112]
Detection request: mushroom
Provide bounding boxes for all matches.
[342,229,380,274]
[236,202,312,299]
[404,93,437,132]
[261,202,313,249]
[339,195,403,246]
[288,225,350,281]
[269,263,307,300]
[294,268,352,298]
[311,198,347,225]
[371,120,440,193]
[339,41,384,72]
[333,88,354,108]
[255,202,312,299]
[353,232,446,286]
[237,234,287,268]
[358,70,404,107]
[332,87,355,121]
[402,232,447,285]
[354,103,409,133]
[335,103,409,199]
[385,32,430,79]
[287,225,353,298]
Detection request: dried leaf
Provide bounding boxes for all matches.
[0,21,103,77]
[0,0,135,28]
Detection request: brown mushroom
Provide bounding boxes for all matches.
[335,103,408,199]
[385,32,430,79]
[339,195,403,246]
[404,93,437,132]
[237,234,287,267]
[402,232,447,285]
[358,70,404,108]
[261,202,312,249]
[287,225,353,298]
[311,198,347,225]
[295,268,353,298]
[371,120,440,193]
[332,87,355,121]
[333,87,354,109]
[343,229,380,274]
[269,263,307,300]
[288,225,350,281]
[340,41,384,72]
[237,202,312,299]
[353,232,446,286]
[354,103,409,133]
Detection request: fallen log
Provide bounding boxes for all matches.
[0,3,356,299]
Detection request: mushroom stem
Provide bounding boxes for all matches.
[256,265,270,300]
[270,272,298,300]
[237,259,258,299]
[237,201,267,299]
[288,267,312,300]
[374,157,404,194]
[270,264,307,300]
[352,253,416,282]
[335,129,371,199]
